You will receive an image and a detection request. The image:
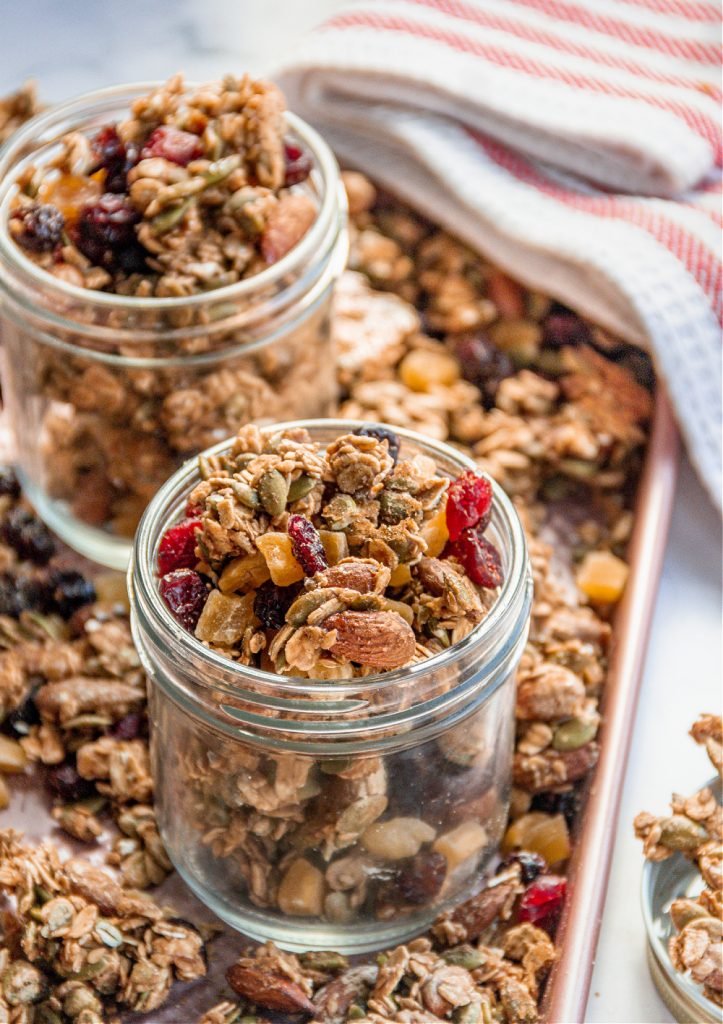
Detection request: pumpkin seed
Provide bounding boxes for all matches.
[299,950,349,972]
[443,946,486,970]
[228,479,260,509]
[659,815,707,852]
[552,716,598,751]
[95,919,123,948]
[287,474,317,502]
[151,197,194,235]
[258,469,289,517]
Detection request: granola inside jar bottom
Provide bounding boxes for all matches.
[130,422,532,952]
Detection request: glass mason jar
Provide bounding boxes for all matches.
[130,420,533,953]
[0,84,346,570]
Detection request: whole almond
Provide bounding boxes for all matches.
[324,610,415,670]
[315,558,390,595]
[226,963,316,1015]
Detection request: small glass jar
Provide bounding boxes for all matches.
[0,84,346,570]
[130,420,532,953]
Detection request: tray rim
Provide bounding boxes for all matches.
[542,389,680,1023]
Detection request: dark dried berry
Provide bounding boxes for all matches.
[254,580,296,630]
[395,851,447,904]
[12,203,65,252]
[445,529,503,589]
[445,470,493,542]
[141,125,203,166]
[283,140,312,186]
[518,875,567,933]
[354,424,400,465]
[74,194,141,270]
[111,712,144,740]
[2,507,55,564]
[287,514,328,576]
[46,762,95,802]
[0,574,22,617]
[90,124,139,193]
[157,519,200,576]
[5,691,41,736]
[159,569,208,631]
[49,570,96,619]
[500,850,546,885]
[542,306,592,349]
[531,788,581,828]
[452,334,514,408]
[0,467,21,498]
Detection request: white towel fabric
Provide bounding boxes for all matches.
[276,0,722,506]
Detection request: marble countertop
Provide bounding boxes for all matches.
[2,3,721,1020]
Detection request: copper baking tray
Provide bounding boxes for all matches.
[543,389,680,1023]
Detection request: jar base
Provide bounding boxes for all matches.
[22,476,131,571]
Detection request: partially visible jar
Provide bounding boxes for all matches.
[0,83,346,569]
[130,419,533,952]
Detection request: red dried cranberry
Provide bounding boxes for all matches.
[396,851,446,904]
[159,569,208,631]
[185,500,204,517]
[12,203,65,253]
[354,424,400,465]
[254,580,296,630]
[445,529,503,589]
[46,762,96,802]
[1,507,55,564]
[283,140,312,186]
[90,124,139,193]
[74,194,141,270]
[157,519,200,576]
[445,470,493,542]
[111,712,144,740]
[452,334,514,408]
[518,875,567,932]
[542,306,592,349]
[287,515,328,576]
[141,126,203,166]
[500,850,547,885]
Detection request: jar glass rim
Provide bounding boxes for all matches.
[130,418,530,701]
[0,81,341,312]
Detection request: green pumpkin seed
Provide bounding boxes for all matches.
[443,946,486,970]
[552,716,598,751]
[151,197,194,235]
[202,154,242,186]
[659,815,707,852]
[287,474,317,503]
[454,1002,483,1024]
[320,757,353,776]
[95,919,123,948]
[299,950,349,972]
[348,1008,366,1021]
[258,470,289,517]
[228,479,260,509]
[286,589,338,627]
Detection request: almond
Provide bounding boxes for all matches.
[324,610,415,670]
[226,963,316,1014]
[314,558,390,595]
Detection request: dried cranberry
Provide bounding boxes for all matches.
[500,850,546,885]
[452,334,514,408]
[90,124,139,193]
[141,126,203,166]
[254,580,296,630]
[287,515,328,576]
[542,306,592,349]
[12,203,65,253]
[0,467,20,499]
[157,519,200,576]
[46,762,96,802]
[1,507,55,565]
[445,529,503,589]
[531,788,581,829]
[6,691,41,736]
[159,569,208,631]
[518,875,567,933]
[283,141,312,186]
[354,424,400,465]
[396,851,447,904]
[445,470,493,542]
[74,194,141,270]
[111,712,144,740]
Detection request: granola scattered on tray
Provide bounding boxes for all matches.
[634,715,723,1008]
[9,74,315,295]
[0,81,40,145]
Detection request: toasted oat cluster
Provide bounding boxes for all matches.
[158,424,501,675]
[634,715,723,1008]
[9,74,316,295]
[0,82,40,145]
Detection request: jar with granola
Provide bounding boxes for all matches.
[130,419,532,951]
[0,76,346,569]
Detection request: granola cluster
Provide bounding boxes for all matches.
[635,715,723,1008]
[0,82,40,145]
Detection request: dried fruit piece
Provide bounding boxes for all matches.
[445,470,493,541]
[324,610,416,670]
[0,735,27,773]
[11,202,65,252]
[90,124,138,193]
[518,874,567,932]
[0,467,21,498]
[318,529,349,566]
[503,812,571,865]
[354,424,401,465]
[576,550,629,604]
[284,140,313,185]
[46,762,96,802]
[218,550,271,593]
[1,506,55,564]
[488,271,525,319]
[389,562,413,587]
[433,820,488,871]
[157,519,200,575]
[74,193,142,270]
[159,569,208,631]
[445,529,503,589]
[256,532,305,585]
[399,348,460,392]
[48,569,97,618]
[500,850,547,884]
[543,306,592,349]
[226,963,316,1014]
[452,334,514,408]
[396,850,447,904]
[362,816,436,860]
[287,514,328,576]
[420,502,450,558]
[277,858,325,916]
[195,590,257,645]
[254,580,296,629]
[0,775,9,810]
[141,125,203,166]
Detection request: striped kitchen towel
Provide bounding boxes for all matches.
[276,0,722,506]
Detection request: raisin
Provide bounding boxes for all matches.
[354,424,400,465]
[542,305,592,349]
[157,519,200,576]
[445,529,503,589]
[2,507,55,564]
[111,712,144,740]
[45,762,96,802]
[90,124,139,193]
[12,203,65,253]
[159,569,208,631]
[0,467,21,499]
[452,334,514,408]
[141,125,203,166]
[48,570,96,619]
[531,788,581,829]
[283,140,312,186]
[287,515,328,576]
[395,851,447,904]
[5,691,41,736]
[74,194,142,270]
[254,580,297,630]
[500,850,546,885]
[445,470,493,542]
[518,875,567,933]
[0,574,22,617]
